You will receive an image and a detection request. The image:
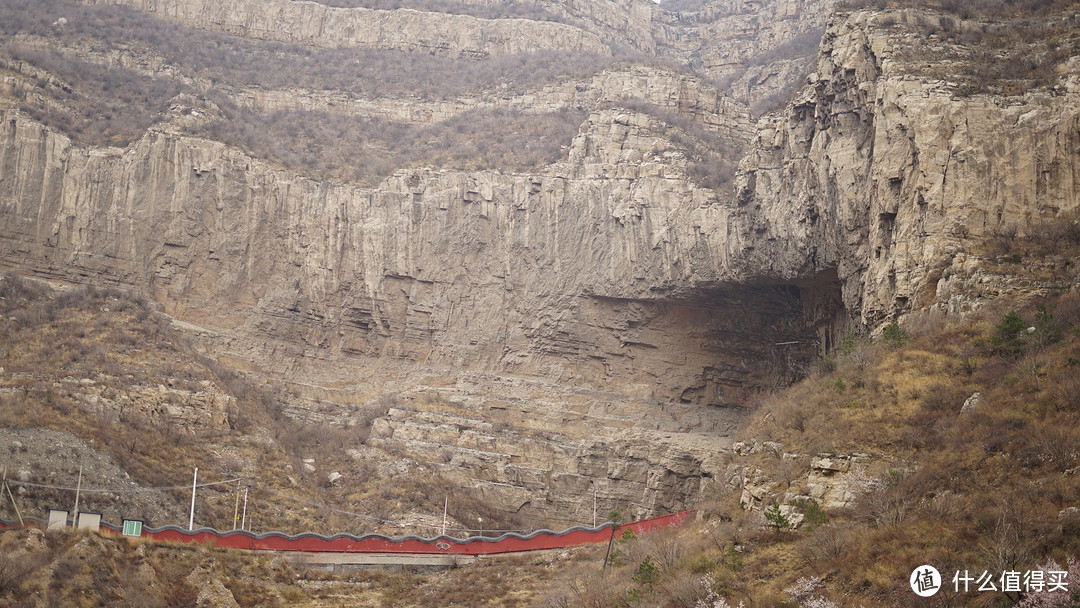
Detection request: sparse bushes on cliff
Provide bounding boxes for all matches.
[613,99,743,190]
[842,0,1079,96]
[744,27,825,69]
[0,0,622,99]
[841,0,1077,18]
[305,0,570,23]
[1029,213,1080,257]
[1,0,627,161]
[195,101,586,184]
[3,44,186,147]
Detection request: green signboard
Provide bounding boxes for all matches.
[122,520,143,537]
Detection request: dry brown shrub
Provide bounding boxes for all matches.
[843,340,880,388]
[620,526,683,570]
[1038,426,1078,473]
[0,548,48,594]
[568,574,624,608]
[904,308,948,339]
[1053,292,1080,332]
[661,572,711,607]
[797,523,849,567]
[1054,374,1080,412]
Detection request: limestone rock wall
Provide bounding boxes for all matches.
[79,0,833,107]
[656,0,834,108]
[539,0,660,54]
[362,372,738,526]
[209,64,752,148]
[0,99,833,521]
[82,0,610,58]
[731,10,1080,327]
[0,105,827,408]
[6,2,1079,523]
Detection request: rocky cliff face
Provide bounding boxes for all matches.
[731,9,1080,329]
[2,0,1078,526]
[82,0,832,108]
[0,102,826,402]
[84,0,611,58]
[0,96,832,524]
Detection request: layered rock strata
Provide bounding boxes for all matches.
[730,10,1080,327]
[83,0,610,58]
[3,2,1079,525]
[0,104,832,405]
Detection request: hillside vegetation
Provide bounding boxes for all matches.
[843,0,1080,95]
[0,523,588,607]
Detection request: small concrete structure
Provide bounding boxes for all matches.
[76,512,101,531]
[47,509,68,530]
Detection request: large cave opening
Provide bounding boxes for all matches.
[564,270,847,410]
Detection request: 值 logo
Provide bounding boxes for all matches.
[911,565,942,597]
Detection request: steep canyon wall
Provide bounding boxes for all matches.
[0,103,837,525]
[0,107,833,407]
[3,2,1079,524]
[731,10,1080,326]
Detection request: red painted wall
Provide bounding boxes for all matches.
[3,511,695,556]
[140,511,694,555]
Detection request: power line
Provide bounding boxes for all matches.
[8,477,242,494]
[10,476,536,535]
[247,482,391,525]
[246,481,531,535]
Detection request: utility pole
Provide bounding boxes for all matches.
[72,464,83,528]
[233,480,241,530]
[441,496,448,537]
[188,467,198,530]
[2,468,23,526]
[593,487,597,528]
[240,486,248,531]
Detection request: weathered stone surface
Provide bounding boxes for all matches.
[0,94,833,520]
[730,10,1080,330]
[223,64,752,133]
[805,452,875,509]
[739,466,777,511]
[0,104,830,406]
[84,0,610,58]
[0,428,189,526]
[655,0,835,96]
[959,392,981,415]
[361,371,737,526]
[188,566,241,608]
[2,1,1078,526]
